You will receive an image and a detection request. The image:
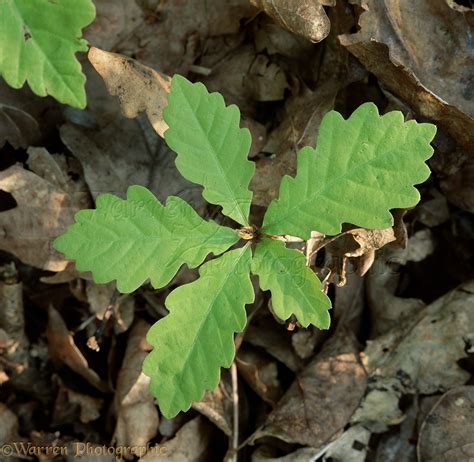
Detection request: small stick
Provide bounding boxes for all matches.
[230,361,239,462]
[189,64,212,76]
[87,290,118,351]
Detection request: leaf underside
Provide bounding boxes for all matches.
[252,239,331,328]
[262,102,437,238]
[163,75,255,226]
[53,185,239,293]
[143,245,254,418]
[0,0,95,108]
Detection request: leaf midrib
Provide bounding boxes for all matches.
[264,123,413,234]
[168,245,250,408]
[261,242,325,326]
[178,86,249,225]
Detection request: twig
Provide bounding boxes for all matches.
[189,64,212,76]
[230,361,239,462]
[86,289,118,351]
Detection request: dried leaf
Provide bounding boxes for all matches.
[0,277,28,386]
[65,443,115,462]
[242,117,267,158]
[200,44,289,122]
[367,247,425,336]
[245,54,289,101]
[323,227,397,283]
[0,76,58,140]
[323,425,371,462]
[60,119,204,211]
[252,446,322,461]
[0,328,12,349]
[309,210,407,289]
[0,278,28,351]
[417,386,474,462]
[251,84,337,206]
[0,403,19,445]
[85,281,134,334]
[415,190,450,227]
[333,268,365,331]
[40,262,83,285]
[245,317,304,373]
[53,380,103,425]
[201,45,260,116]
[339,0,474,150]
[192,376,233,437]
[252,331,367,447]
[406,229,435,263]
[47,306,108,392]
[374,403,418,462]
[0,149,89,271]
[0,270,53,400]
[236,347,283,405]
[365,280,474,395]
[440,155,474,214]
[352,382,405,431]
[89,47,171,138]
[250,0,332,43]
[113,320,158,448]
[65,390,103,424]
[254,17,315,59]
[291,327,326,359]
[83,0,143,51]
[140,416,213,462]
[92,0,257,75]
[27,147,74,192]
[0,103,40,149]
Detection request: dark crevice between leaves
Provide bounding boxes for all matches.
[0,190,17,212]
[0,143,28,171]
[453,0,474,8]
[399,209,474,304]
[458,336,474,382]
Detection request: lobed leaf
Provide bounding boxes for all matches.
[252,238,331,328]
[143,245,254,418]
[0,0,96,108]
[163,75,255,226]
[54,186,238,293]
[262,103,437,238]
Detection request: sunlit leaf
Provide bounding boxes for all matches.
[164,75,255,225]
[0,0,95,108]
[143,245,254,417]
[263,103,436,238]
[252,238,331,328]
[54,185,238,293]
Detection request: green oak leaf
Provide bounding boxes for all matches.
[0,0,96,108]
[53,185,238,293]
[262,102,437,238]
[252,238,331,328]
[163,75,255,226]
[143,244,254,418]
